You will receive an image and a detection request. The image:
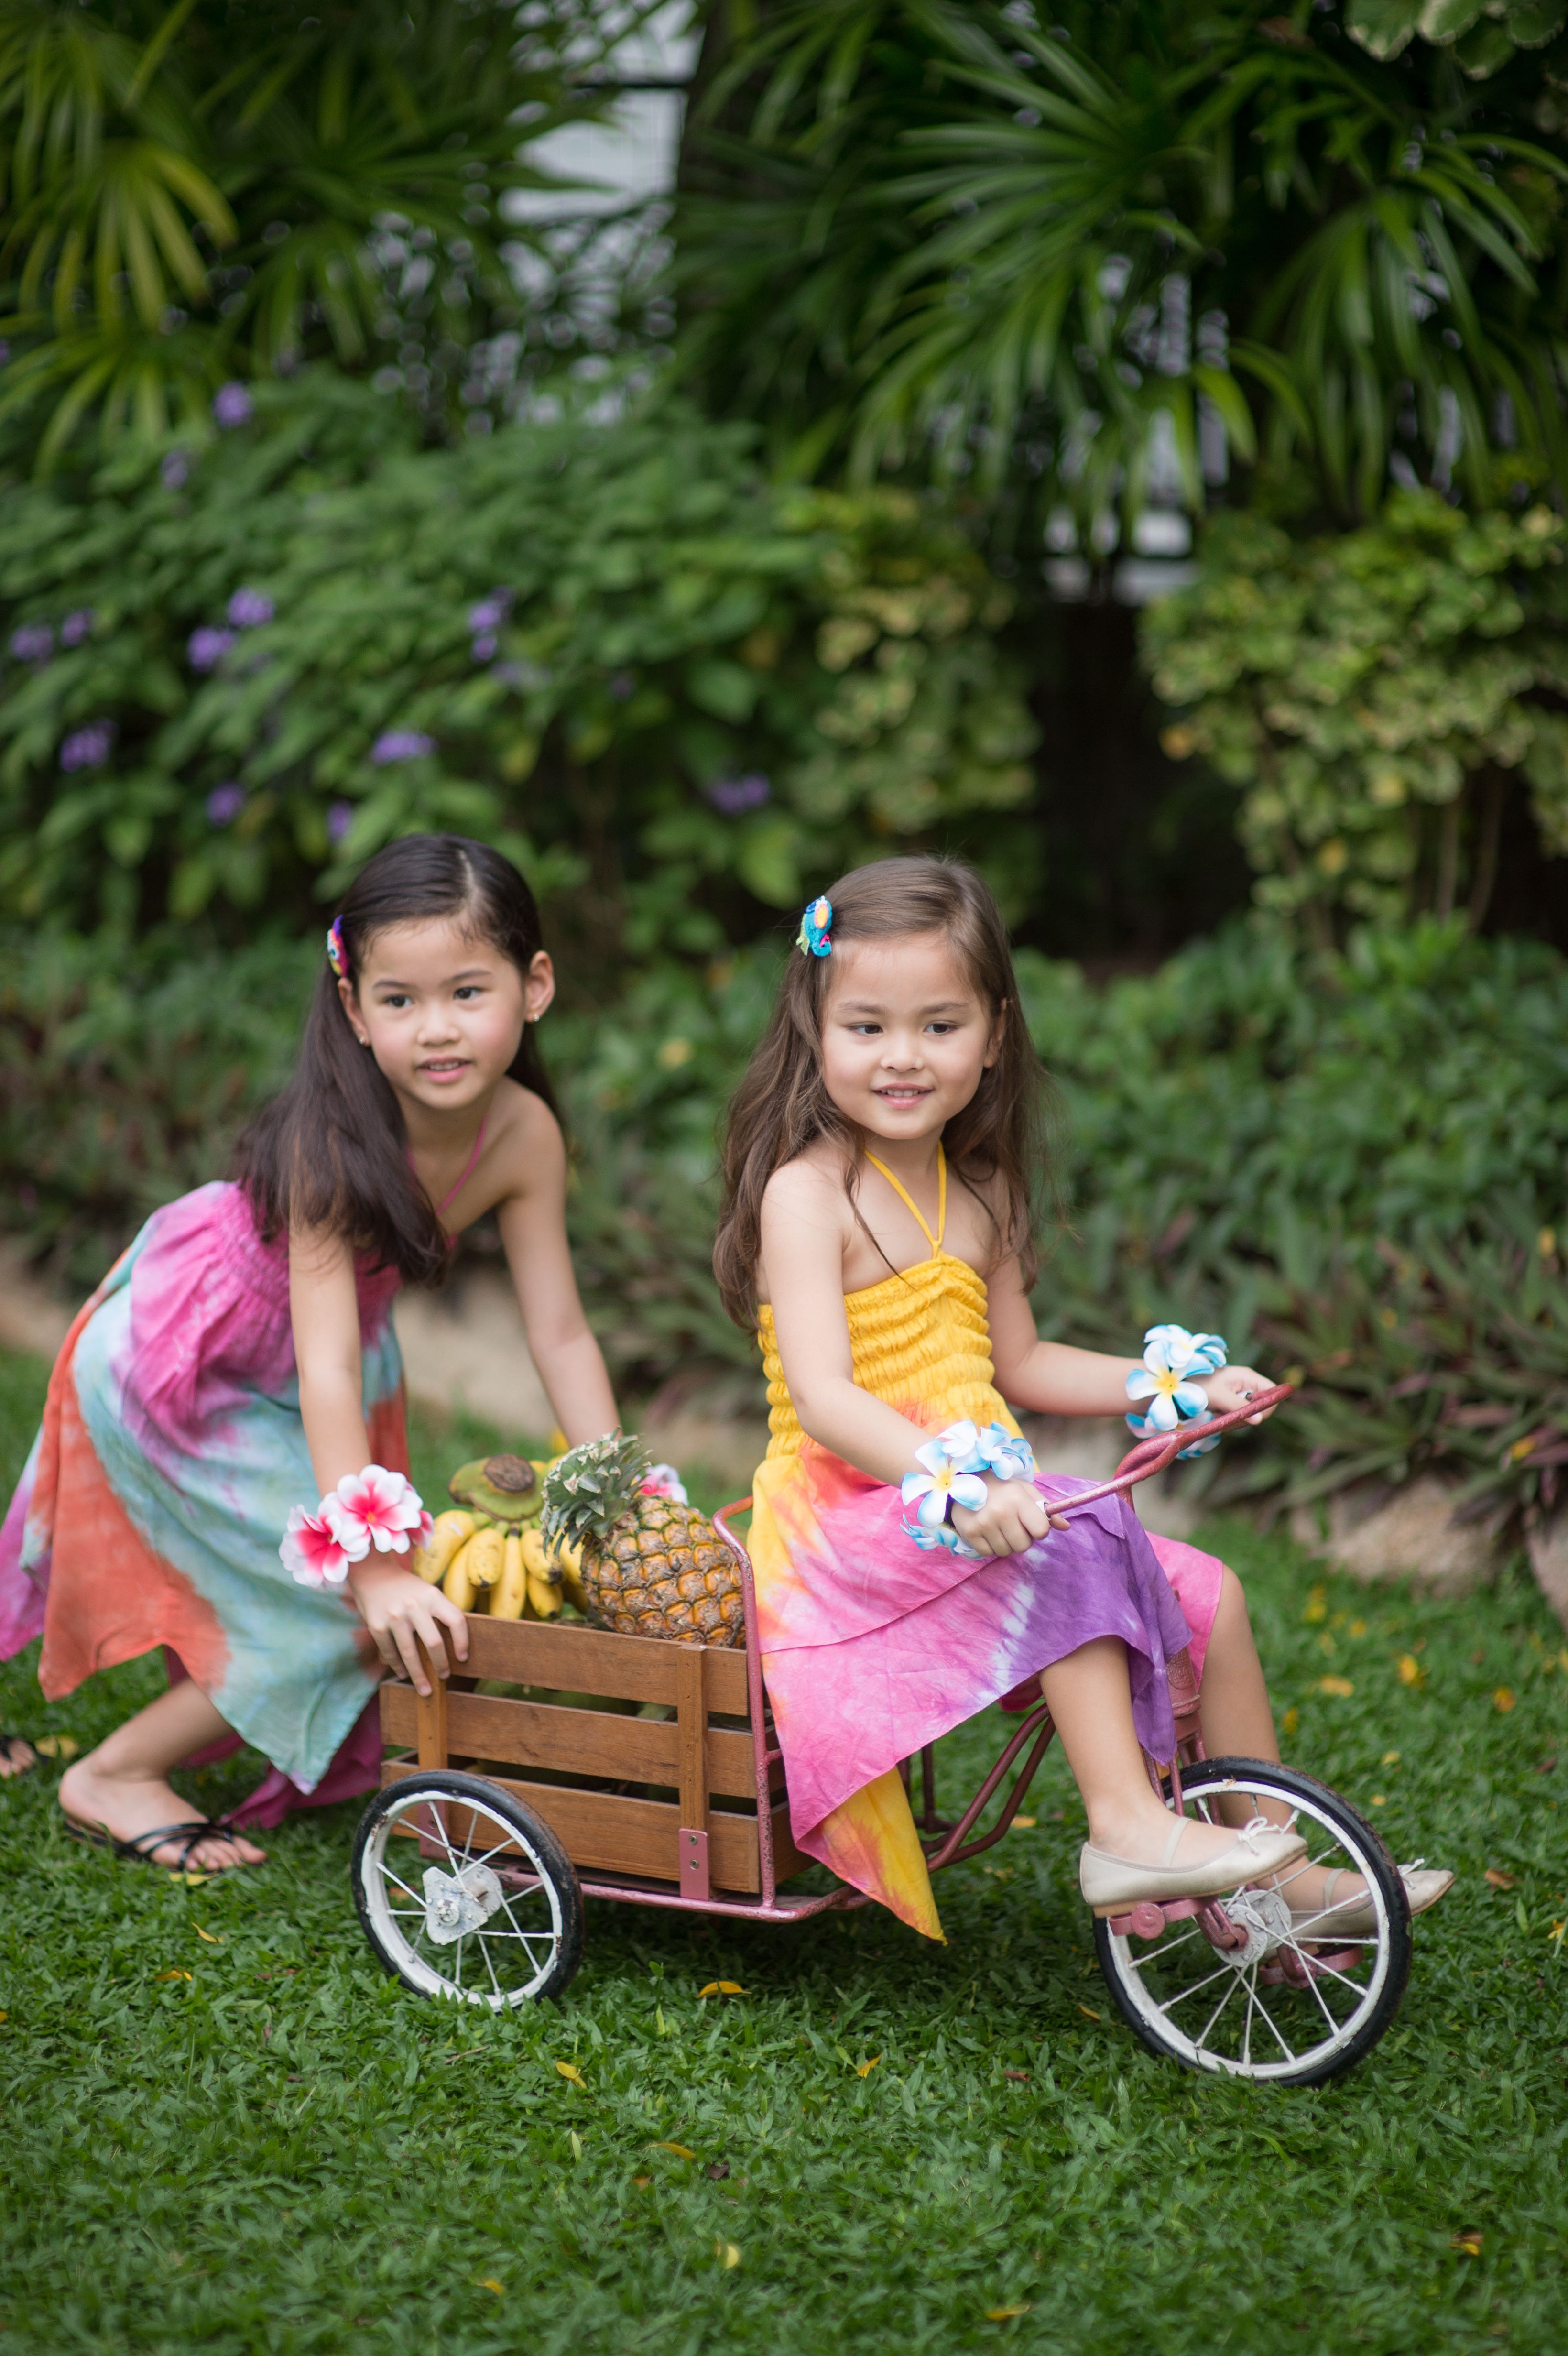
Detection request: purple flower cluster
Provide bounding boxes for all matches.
[162,449,190,491]
[705,773,772,815]
[206,782,246,827]
[228,587,274,629]
[187,585,273,676]
[327,799,354,846]
[189,626,235,673]
[60,722,115,773]
[468,587,512,664]
[213,382,253,429]
[61,609,94,646]
[371,729,435,764]
[9,623,53,664]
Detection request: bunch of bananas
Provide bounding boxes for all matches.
[408,1452,588,1621]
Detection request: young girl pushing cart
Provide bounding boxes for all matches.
[714,856,1451,1943]
[0,835,617,1873]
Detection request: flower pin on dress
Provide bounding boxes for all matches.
[796,895,833,958]
[1125,1324,1229,1458]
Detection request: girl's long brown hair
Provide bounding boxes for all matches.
[236,833,556,1287]
[712,856,1053,1328]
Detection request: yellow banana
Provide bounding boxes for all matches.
[410,1509,475,1585]
[442,1537,479,1611]
[465,1525,504,1590]
[491,1531,527,1621]
[523,1525,563,1622]
[550,1532,589,1616]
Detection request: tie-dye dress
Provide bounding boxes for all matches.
[0,1181,407,1809]
[749,1184,1228,1942]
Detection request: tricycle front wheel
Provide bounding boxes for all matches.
[353,1770,584,2008]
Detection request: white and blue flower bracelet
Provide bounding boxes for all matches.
[901,1419,1039,1557]
[1125,1323,1228,1458]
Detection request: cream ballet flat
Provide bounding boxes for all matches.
[1079,1815,1308,1916]
[1288,1859,1455,1940]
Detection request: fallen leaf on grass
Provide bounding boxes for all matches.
[633,2175,651,2189]
[1382,1751,1401,1766]
[555,2061,584,2085]
[194,1927,223,1944]
[1536,1756,1558,1775]
[1304,1587,1327,1625]
[569,2131,582,2161]
[1012,1816,1037,1830]
[1493,1688,1516,1713]
[1397,1655,1426,1688]
[1004,2069,1031,2082]
[716,2242,741,2269]
[856,2054,881,2078]
[1317,1676,1354,1698]
[182,1873,209,1887]
[1484,1869,1517,1891]
[33,1735,78,1760]
[697,1981,746,1998]
[156,1970,193,1983]
[1281,1707,1300,1738]
[479,2277,504,2295]
[1370,1795,1386,1808]
[649,2142,695,2160]
[706,2161,730,2180]
[1077,2005,1101,2022]
[1451,2232,1483,2258]
[0,2010,7,2023]
[985,2305,1032,2322]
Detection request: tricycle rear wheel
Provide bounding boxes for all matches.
[353,1770,584,2008]
[1093,1757,1411,2086]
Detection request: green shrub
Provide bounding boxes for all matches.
[0,371,1037,955]
[1143,492,1568,935]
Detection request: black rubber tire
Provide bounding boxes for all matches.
[352,1769,585,2007]
[1092,1756,1412,2086]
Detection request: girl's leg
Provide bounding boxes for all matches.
[60,1679,266,1872]
[1198,1566,1360,1911]
[1039,1635,1281,1871]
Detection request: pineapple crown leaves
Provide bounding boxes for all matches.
[541,1431,653,1547]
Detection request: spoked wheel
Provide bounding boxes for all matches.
[1093,1757,1411,2086]
[352,1771,584,2008]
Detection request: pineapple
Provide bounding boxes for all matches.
[541,1434,743,1647]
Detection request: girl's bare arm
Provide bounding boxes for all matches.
[493,1092,619,1445]
[987,1254,1275,1420]
[288,1223,468,1692]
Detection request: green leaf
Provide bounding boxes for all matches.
[735,816,803,907]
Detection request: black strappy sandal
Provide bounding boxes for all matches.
[64,1813,251,1872]
[0,1732,35,1776]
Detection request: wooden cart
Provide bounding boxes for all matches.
[350,1391,1415,2084]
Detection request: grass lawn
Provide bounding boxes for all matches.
[1,1343,1567,2355]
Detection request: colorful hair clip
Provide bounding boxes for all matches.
[797,894,833,959]
[325,916,348,981]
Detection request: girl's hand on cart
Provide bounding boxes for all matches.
[1198,1364,1278,1426]
[348,1560,470,1693]
[950,1476,1072,1558]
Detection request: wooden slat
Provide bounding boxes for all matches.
[414,1642,447,1767]
[380,1763,798,1891]
[676,1648,707,1831]
[379,1683,761,1799]
[435,1614,749,1713]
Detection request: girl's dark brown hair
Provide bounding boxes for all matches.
[712,855,1051,1327]
[236,833,555,1287]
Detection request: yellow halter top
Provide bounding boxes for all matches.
[755,1145,1015,1459]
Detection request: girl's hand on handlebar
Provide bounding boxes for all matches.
[1199,1364,1277,1425]
[348,1558,471,1693]
[950,1475,1071,1558]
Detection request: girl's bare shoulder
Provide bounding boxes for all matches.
[760,1145,850,1232]
[479,1078,565,1190]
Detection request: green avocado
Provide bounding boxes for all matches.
[447,1452,547,1526]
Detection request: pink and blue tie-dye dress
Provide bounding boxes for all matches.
[0,1181,406,1810]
